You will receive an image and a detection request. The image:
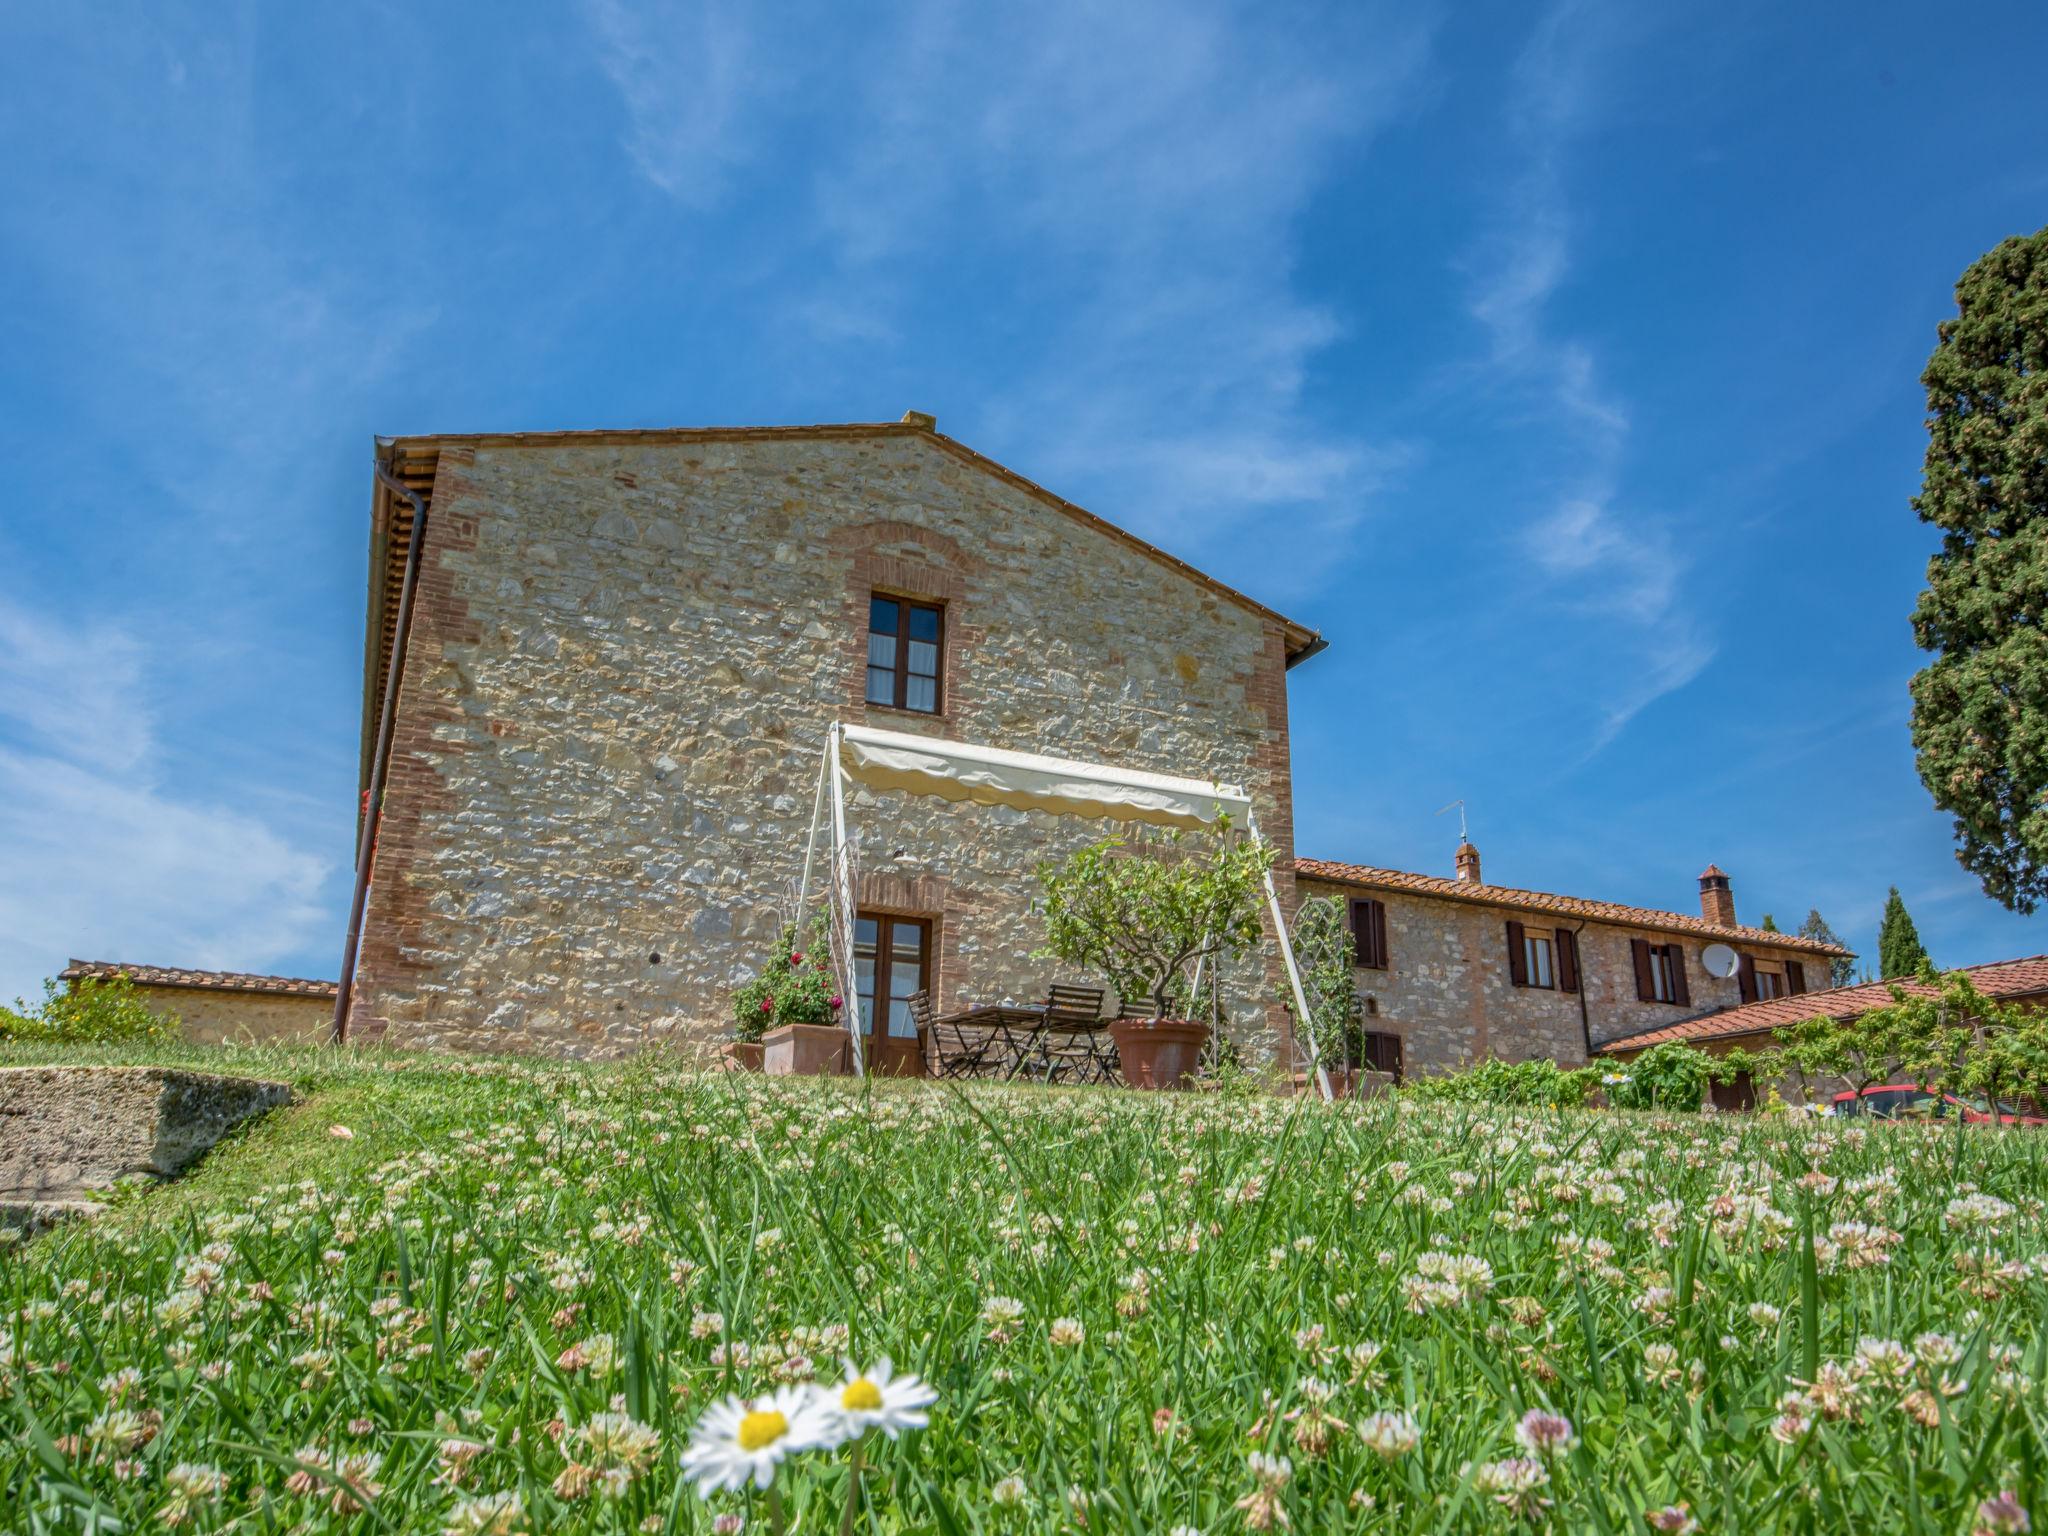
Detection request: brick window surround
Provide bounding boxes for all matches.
[833,522,982,725]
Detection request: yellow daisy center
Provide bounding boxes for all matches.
[841,1379,884,1413]
[738,1410,789,1451]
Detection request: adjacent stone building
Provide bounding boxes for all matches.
[345,416,1320,1060]
[59,961,336,1046]
[1598,953,2048,1108]
[1294,847,1852,1078]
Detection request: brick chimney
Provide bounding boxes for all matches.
[1455,840,1483,884]
[1699,864,1735,927]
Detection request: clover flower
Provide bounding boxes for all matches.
[443,1490,526,1535]
[1358,1410,1420,1460]
[1513,1409,1577,1457]
[1474,1456,1551,1519]
[1235,1452,1292,1531]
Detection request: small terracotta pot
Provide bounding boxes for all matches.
[1108,1018,1211,1090]
[724,1040,765,1073]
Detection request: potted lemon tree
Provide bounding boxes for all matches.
[1036,821,1272,1089]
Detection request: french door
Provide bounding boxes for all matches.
[853,913,931,1076]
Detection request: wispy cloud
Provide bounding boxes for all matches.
[579,0,1434,598]
[1468,0,1710,749]
[582,0,758,206]
[0,601,330,1007]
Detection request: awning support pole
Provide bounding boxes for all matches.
[826,723,868,1078]
[1247,811,1331,1102]
[796,737,831,921]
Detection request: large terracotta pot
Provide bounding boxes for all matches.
[1108,1018,1211,1090]
[761,1022,853,1077]
[723,1040,765,1073]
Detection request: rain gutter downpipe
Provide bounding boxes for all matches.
[1571,918,1593,1061]
[330,458,429,1044]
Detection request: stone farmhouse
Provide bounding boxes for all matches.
[1296,850,1851,1079]
[69,411,1859,1076]
[343,415,1316,1064]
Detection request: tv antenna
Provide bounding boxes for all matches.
[1436,799,1469,843]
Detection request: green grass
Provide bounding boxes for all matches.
[3,1043,2046,1533]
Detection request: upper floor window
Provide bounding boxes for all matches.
[866,596,943,713]
[1350,897,1388,970]
[1630,939,1692,1006]
[1506,919,1579,992]
[1738,954,1807,1004]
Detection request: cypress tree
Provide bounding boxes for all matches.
[1877,887,1931,979]
[1795,908,1856,988]
[1909,226,2048,912]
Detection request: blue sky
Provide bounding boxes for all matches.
[2,0,2045,1005]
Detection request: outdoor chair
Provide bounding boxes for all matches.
[913,991,997,1080]
[1032,984,1119,1085]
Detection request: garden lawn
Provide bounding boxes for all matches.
[3,1044,2047,1534]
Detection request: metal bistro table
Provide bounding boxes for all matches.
[924,1003,1122,1086]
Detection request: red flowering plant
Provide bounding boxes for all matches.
[730,914,843,1042]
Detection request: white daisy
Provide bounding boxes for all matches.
[821,1357,937,1441]
[681,1387,832,1493]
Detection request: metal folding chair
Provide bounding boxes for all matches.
[913,991,995,1080]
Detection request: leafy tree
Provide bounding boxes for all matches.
[1877,887,1931,978]
[1,974,178,1044]
[1036,820,1273,1020]
[1759,913,1779,932]
[1795,908,1856,988]
[1908,226,2048,913]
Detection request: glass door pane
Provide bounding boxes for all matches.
[853,917,879,1031]
[886,921,927,1038]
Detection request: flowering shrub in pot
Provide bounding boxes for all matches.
[729,917,841,1066]
[1035,819,1272,1089]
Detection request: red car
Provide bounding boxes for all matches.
[1828,1083,2047,1127]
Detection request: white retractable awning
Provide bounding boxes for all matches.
[836,723,1251,830]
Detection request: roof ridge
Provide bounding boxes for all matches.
[61,959,338,998]
[1596,952,2048,1052]
[1296,856,1852,955]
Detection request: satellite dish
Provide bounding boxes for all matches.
[1701,943,1739,980]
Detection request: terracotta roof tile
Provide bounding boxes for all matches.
[61,959,338,999]
[1597,954,2048,1052]
[1295,858,1852,956]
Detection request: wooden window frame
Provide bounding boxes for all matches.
[853,912,933,1041]
[1350,897,1388,971]
[865,595,945,716]
[1360,1029,1403,1081]
[1753,958,1787,1002]
[1632,939,1692,1006]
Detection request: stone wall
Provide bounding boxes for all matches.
[1294,875,1841,1074]
[351,431,1302,1058]
[133,985,334,1046]
[0,1067,290,1229]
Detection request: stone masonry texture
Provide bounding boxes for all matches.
[1295,875,1844,1074]
[0,1067,291,1226]
[350,433,1302,1058]
[130,984,334,1047]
